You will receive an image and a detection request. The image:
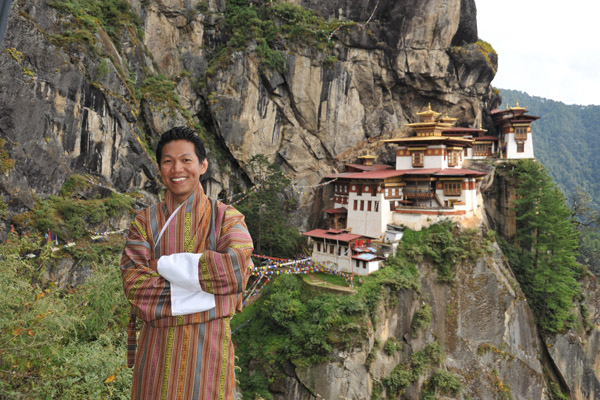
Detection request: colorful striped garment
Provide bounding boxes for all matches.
[120,184,253,400]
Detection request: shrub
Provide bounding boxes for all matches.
[0,238,131,398]
[425,369,463,397]
[383,337,401,356]
[411,302,432,337]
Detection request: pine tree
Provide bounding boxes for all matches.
[236,154,303,257]
[511,160,581,333]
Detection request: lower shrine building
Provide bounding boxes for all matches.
[304,103,539,275]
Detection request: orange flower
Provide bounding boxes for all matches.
[104,375,116,383]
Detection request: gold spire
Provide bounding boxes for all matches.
[417,103,441,122]
[510,101,525,110]
[358,150,376,165]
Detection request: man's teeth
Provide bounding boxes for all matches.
[172,177,186,182]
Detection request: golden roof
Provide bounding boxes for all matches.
[417,103,441,119]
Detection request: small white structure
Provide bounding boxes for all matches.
[303,229,383,276]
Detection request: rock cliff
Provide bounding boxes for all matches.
[0,0,497,228]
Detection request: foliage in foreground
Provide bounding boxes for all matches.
[0,236,131,398]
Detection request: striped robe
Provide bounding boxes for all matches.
[120,184,253,400]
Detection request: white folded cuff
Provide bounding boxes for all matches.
[170,284,215,316]
[157,252,203,292]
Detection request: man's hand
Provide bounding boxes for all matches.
[148,259,158,272]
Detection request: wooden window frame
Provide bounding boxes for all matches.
[411,151,424,167]
[443,182,462,196]
[448,150,460,167]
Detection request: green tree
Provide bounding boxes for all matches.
[510,160,582,333]
[568,189,600,277]
[236,154,303,257]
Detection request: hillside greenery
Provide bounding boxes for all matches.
[500,89,600,278]
[232,221,488,399]
[213,0,349,74]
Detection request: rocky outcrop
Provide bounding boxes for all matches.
[544,274,600,400]
[0,0,497,229]
[267,243,550,399]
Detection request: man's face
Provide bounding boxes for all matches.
[159,140,208,203]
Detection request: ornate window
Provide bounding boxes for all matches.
[443,182,462,196]
[448,150,460,167]
[411,151,424,167]
[516,141,525,153]
[514,126,528,140]
[474,144,491,156]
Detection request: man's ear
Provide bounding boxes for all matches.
[200,158,209,175]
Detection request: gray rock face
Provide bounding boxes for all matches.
[0,0,495,230]
[0,0,160,215]
[545,274,600,400]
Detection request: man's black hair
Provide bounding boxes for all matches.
[156,126,207,164]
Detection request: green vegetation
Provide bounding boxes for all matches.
[424,369,463,398]
[235,154,304,257]
[0,237,131,398]
[10,174,136,262]
[213,0,350,74]
[138,74,185,113]
[233,221,482,397]
[232,251,421,397]
[383,337,401,355]
[475,39,497,74]
[399,220,493,283]
[500,160,583,333]
[383,342,445,396]
[233,274,368,399]
[0,138,15,173]
[411,301,432,337]
[48,0,141,47]
[33,193,133,242]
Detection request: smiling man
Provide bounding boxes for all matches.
[120,127,254,400]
